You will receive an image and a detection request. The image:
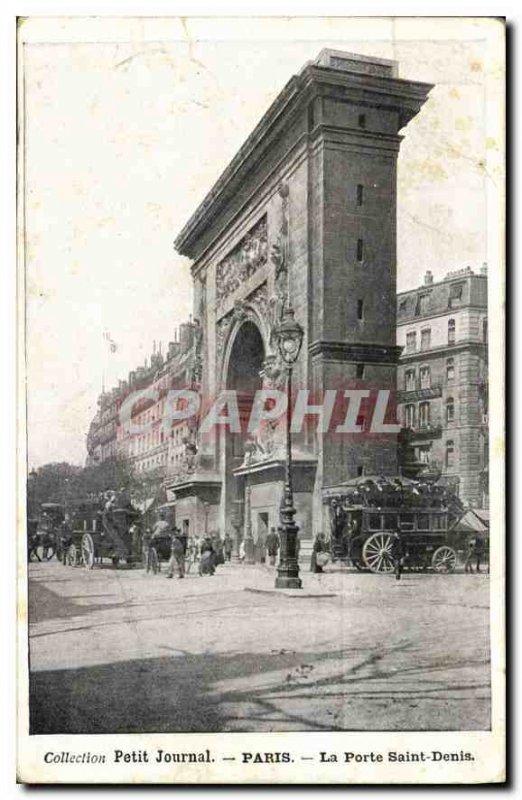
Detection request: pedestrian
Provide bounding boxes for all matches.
[166,527,186,579]
[212,532,225,567]
[59,521,73,566]
[391,530,405,581]
[343,516,358,562]
[199,535,215,576]
[310,532,329,573]
[223,532,233,561]
[464,537,476,574]
[265,527,280,566]
[238,539,246,563]
[474,536,485,574]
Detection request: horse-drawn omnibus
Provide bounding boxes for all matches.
[324,475,466,574]
[63,493,142,569]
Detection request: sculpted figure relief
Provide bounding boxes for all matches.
[216,217,268,305]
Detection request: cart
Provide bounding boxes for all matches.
[63,496,142,569]
[324,476,465,574]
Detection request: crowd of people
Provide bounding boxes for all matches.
[28,490,488,579]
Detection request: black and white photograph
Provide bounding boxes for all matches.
[16,14,505,784]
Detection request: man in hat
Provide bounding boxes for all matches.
[391,530,405,581]
[166,526,186,579]
[464,536,476,574]
[265,527,280,567]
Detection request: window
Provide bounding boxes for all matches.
[357,184,364,206]
[446,357,455,383]
[356,363,365,379]
[405,369,416,391]
[448,319,456,344]
[368,513,381,530]
[445,440,455,468]
[357,238,364,262]
[449,282,464,307]
[404,404,416,428]
[417,514,430,530]
[357,465,364,477]
[446,397,455,423]
[357,299,364,320]
[415,444,431,464]
[358,113,366,128]
[419,366,431,389]
[420,328,431,351]
[399,514,415,531]
[419,401,430,428]
[482,317,488,342]
[399,298,408,315]
[383,513,397,529]
[406,331,417,353]
[415,293,430,316]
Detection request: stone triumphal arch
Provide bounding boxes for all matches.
[166,49,432,555]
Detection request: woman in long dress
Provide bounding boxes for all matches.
[310,532,328,573]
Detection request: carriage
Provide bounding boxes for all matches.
[324,476,467,574]
[63,496,142,569]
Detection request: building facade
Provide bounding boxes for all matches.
[396,266,488,508]
[165,50,432,546]
[86,322,199,495]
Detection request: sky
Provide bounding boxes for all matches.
[20,17,504,467]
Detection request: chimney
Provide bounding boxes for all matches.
[179,322,193,351]
[480,262,488,276]
[424,270,433,285]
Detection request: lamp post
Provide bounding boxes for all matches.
[203,501,209,536]
[243,471,255,564]
[273,304,304,589]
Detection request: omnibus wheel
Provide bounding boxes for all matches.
[81,533,95,569]
[432,546,457,574]
[362,533,395,574]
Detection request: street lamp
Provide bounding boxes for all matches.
[242,440,256,564]
[272,304,304,589]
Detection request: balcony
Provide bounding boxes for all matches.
[400,424,443,441]
[400,458,442,481]
[397,384,443,403]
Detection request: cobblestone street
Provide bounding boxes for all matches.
[28,560,491,734]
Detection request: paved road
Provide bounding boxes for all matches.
[27,560,490,734]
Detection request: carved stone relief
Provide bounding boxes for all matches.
[216,216,268,306]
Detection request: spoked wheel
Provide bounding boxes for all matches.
[362,533,395,574]
[149,547,160,575]
[432,545,457,573]
[81,533,95,569]
[65,544,77,566]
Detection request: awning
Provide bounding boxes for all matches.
[454,509,489,533]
